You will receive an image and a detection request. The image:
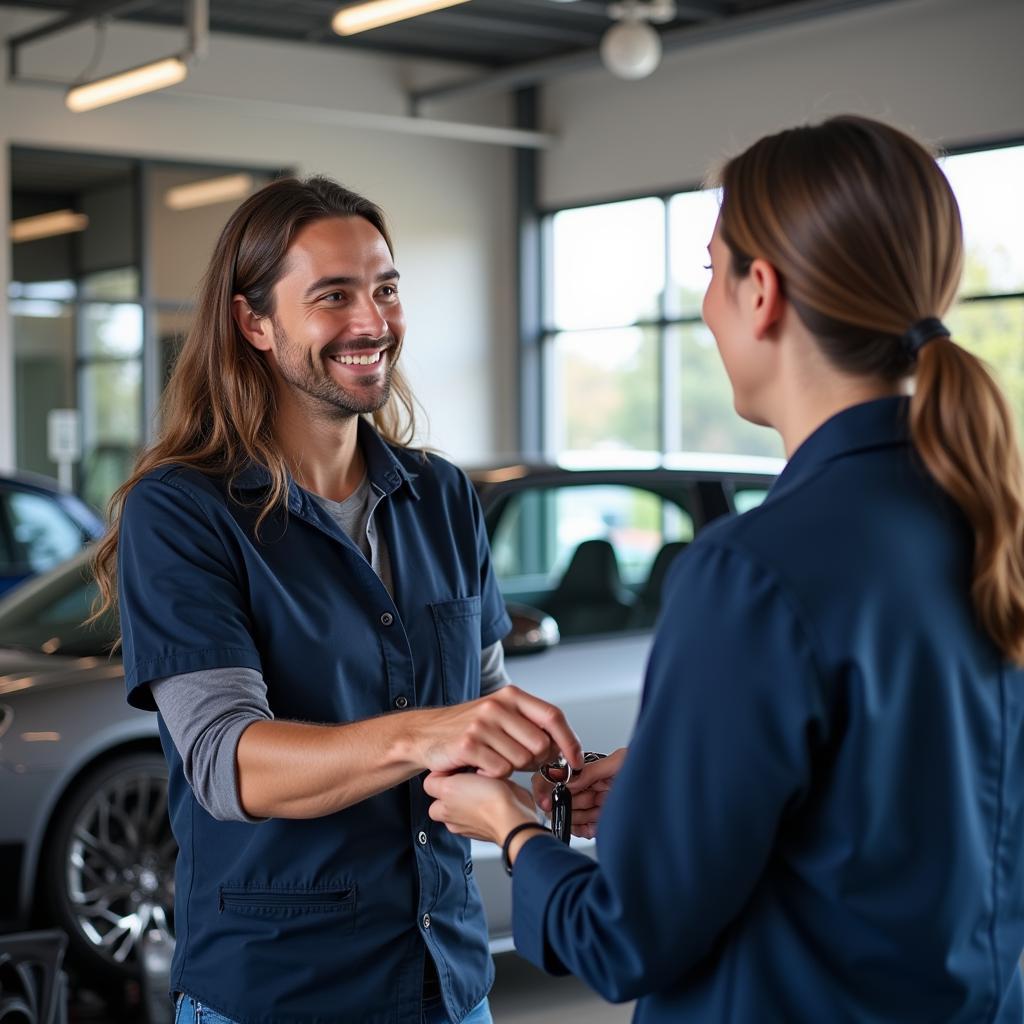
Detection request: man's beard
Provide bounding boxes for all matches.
[273,317,397,420]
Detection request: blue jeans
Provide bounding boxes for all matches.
[423,996,493,1024]
[174,992,493,1024]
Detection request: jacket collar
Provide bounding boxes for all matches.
[769,396,910,498]
[231,417,420,509]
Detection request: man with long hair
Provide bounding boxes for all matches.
[92,177,582,1024]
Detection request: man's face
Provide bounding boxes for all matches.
[264,215,405,419]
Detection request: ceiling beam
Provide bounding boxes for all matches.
[5,0,151,50]
[499,0,616,18]
[672,0,731,17]
[426,10,597,45]
[410,0,907,106]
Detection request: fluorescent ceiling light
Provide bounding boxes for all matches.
[165,173,255,211]
[332,0,471,36]
[65,56,188,113]
[11,210,89,244]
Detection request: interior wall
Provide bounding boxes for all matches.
[0,6,517,470]
[539,0,1024,208]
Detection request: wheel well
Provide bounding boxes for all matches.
[30,738,165,922]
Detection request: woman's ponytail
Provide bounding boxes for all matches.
[911,338,1024,663]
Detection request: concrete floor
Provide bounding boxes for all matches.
[489,953,634,1024]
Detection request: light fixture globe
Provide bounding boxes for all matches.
[600,19,662,80]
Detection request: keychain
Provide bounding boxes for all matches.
[540,752,607,843]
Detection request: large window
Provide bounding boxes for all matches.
[9,149,280,511]
[542,141,1024,461]
[942,145,1024,440]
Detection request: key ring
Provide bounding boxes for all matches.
[540,751,607,784]
[540,757,574,786]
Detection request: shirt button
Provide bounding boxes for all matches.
[422,913,431,930]
[380,612,394,627]
[417,830,428,846]
[394,695,409,710]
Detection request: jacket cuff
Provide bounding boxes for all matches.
[511,832,596,975]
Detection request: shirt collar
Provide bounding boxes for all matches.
[230,418,420,506]
[769,396,910,498]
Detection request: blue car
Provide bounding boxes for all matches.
[0,473,105,595]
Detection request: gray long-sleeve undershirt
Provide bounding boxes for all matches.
[151,473,511,822]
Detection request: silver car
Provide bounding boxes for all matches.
[0,458,778,979]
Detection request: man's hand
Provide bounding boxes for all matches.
[412,685,584,779]
[424,771,537,845]
[236,686,582,820]
[531,746,628,839]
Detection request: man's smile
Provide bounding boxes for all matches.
[328,350,384,366]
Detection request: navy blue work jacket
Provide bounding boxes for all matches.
[118,419,511,1024]
[513,397,1024,1022]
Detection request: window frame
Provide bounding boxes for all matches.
[532,134,1024,462]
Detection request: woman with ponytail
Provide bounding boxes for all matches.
[425,116,1024,1022]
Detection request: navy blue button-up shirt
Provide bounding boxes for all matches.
[512,398,1024,1022]
[119,419,510,1024]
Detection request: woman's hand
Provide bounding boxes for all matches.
[531,747,628,839]
[424,770,538,845]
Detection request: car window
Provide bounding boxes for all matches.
[2,489,85,571]
[490,484,693,638]
[732,487,771,514]
[0,556,115,655]
[36,577,98,626]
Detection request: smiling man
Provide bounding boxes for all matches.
[91,177,582,1024]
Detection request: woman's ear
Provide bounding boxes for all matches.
[232,295,273,352]
[748,258,786,339]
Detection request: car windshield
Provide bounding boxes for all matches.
[0,549,116,657]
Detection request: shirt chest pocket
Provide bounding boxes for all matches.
[430,596,482,705]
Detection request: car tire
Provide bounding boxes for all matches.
[41,751,176,982]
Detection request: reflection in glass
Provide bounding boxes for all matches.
[941,146,1024,295]
[9,280,76,301]
[81,267,140,301]
[148,165,273,304]
[668,325,782,458]
[550,198,664,330]
[157,310,192,388]
[12,302,75,477]
[551,328,659,458]
[947,299,1024,441]
[667,189,720,319]
[81,303,143,358]
[79,361,142,509]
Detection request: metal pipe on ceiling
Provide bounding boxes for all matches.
[5,72,555,149]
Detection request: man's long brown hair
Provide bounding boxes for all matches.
[91,176,418,623]
[717,115,1024,664]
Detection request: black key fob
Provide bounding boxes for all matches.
[551,782,572,844]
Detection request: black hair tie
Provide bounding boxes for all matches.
[902,317,950,358]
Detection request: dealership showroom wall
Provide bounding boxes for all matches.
[1,0,1022,471]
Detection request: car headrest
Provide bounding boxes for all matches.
[554,539,624,601]
[643,541,689,604]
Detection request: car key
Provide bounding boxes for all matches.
[551,775,573,843]
[541,758,574,843]
[541,752,609,844]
